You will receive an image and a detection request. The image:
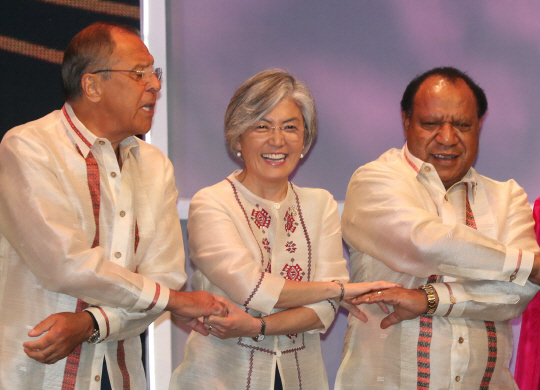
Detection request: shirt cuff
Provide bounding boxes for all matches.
[244,272,286,315]
[505,248,534,286]
[304,300,337,334]
[85,307,111,342]
[132,279,170,314]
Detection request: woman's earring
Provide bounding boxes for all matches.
[300,153,304,159]
[236,151,242,158]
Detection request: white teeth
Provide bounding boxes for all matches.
[142,105,152,111]
[262,153,286,162]
[433,154,456,160]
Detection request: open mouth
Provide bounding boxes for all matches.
[141,104,155,112]
[432,154,458,160]
[262,153,287,163]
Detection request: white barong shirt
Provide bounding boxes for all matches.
[0,105,186,389]
[170,172,348,390]
[335,145,540,390]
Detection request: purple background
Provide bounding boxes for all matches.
[166,1,540,386]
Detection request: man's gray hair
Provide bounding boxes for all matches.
[225,69,318,156]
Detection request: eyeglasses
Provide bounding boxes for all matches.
[91,68,163,85]
[250,124,304,142]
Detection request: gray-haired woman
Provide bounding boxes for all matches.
[170,69,396,390]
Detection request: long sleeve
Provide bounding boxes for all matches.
[188,184,285,314]
[0,122,177,314]
[342,151,533,286]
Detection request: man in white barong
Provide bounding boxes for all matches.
[336,66,540,389]
[0,22,225,390]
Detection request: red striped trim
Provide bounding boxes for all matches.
[416,275,438,389]
[146,283,161,311]
[464,183,477,229]
[480,321,497,389]
[62,106,100,389]
[509,249,522,282]
[97,307,111,338]
[443,282,455,317]
[61,299,90,390]
[464,183,498,388]
[404,152,420,173]
[117,340,131,390]
[63,105,92,148]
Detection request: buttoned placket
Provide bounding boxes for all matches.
[95,140,134,268]
[419,165,476,389]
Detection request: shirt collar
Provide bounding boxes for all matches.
[62,103,140,162]
[401,143,478,200]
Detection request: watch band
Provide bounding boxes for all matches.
[418,284,437,315]
[252,316,266,342]
[85,310,101,344]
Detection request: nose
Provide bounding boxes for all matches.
[268,127,286,146]
[436,122,458,146]
[146,73,161,93]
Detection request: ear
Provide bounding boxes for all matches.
[80,74,102,103]
[401,111,410,139]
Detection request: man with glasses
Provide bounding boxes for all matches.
[0,22,226,389]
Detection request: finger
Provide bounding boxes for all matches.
[23,333,54,351]
[187,318,209,336]
[380,312,402,329]
[377,301,390,314]
[370,281,401,291]
[27,315,57,338]
[340,302,368,323]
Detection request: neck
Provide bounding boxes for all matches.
[235,170,289,202]
[70,100,122,154]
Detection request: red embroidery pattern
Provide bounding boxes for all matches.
[284,209,298,236]
[61,300,89,390]
[287,333,298,340]
[117,340,131,390]
[294,351,303,390]
[262,238,271,253]
[405,152,420,173]
[244,273,266,307]
[480,322,497,389]
[465,183,498,389]
[281,263,305,282]
[62,106,98,390]
[416,274,438,389]
[285,241,297,253]
[251,206,271,230]
[227,179,266,267]
[290,184,312,281]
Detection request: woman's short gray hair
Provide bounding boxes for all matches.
[225,69,318,155]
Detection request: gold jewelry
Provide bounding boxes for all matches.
[332,280,345,302]
[418,284,437,315]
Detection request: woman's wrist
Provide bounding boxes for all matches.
[331,280,345,302]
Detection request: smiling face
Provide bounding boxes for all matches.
[97,29,161,144]
[237,97,305,198]
[403,75,482,189]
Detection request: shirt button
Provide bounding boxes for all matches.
[424,166,431,172]
[455,376,461,382]
[99,141,105,146]
[110,172,117,178]
[510,274,516,281]
[450,297,457,304]
[95,375,101,381]
[458,337,464,344]
[444,194,449,201]
[120,210,126,217]
[274,203,280,209]
[115,252,122,258]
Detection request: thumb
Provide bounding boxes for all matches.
[28,315,57,337]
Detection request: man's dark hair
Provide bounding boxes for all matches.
[400,66,488,119]
[62,22,140,101]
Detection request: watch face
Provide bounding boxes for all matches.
[252,334,265,342]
